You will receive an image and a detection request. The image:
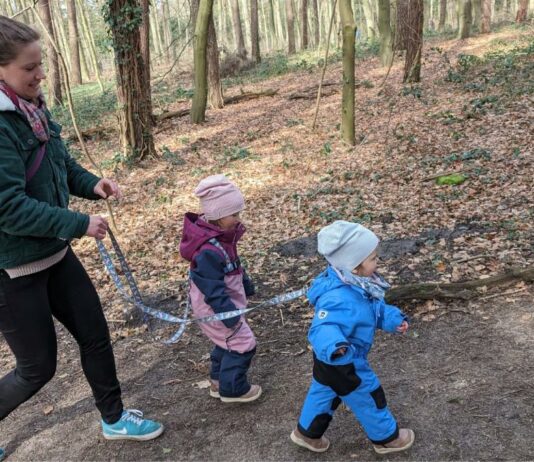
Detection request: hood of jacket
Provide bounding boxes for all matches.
[179,212,245,262]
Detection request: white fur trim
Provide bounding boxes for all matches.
[0,91,16,112]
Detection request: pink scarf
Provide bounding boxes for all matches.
[0,81,49,143]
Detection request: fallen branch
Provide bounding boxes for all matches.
[288,85,339,100]
[156,88,279,121]
[386,266,534,303]
[422,169,468,182]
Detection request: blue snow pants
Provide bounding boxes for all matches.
[297,353,399,444]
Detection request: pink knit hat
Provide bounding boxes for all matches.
[194,174,245,220]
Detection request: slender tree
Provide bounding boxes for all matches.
[66,0,82,85]
[311,0,320,46]
[339,0,356,145]
[286,0,296,53]
[404,0,423,82]
[191,0,214,122]
[438,0,447,30]
[231,0,246,57]
[472,0,482,27]
[458,0,472,38]
[250,0,260,62]
[103,0,156,160]
[362,0,377,38]
[76,0,104,91]
[481,0,491,31]
[515,0,528,21]
[378,0,393,66]
[300,0,309,49]
[37,0,63,106]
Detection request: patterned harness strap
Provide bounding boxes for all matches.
[207,238,241,274]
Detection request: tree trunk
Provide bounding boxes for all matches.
[191,0,214,123]
[339,0,356,145]
[424,0,431,28]
[150,4,163,58]
[139,0,154,123]
[268,0,279,48]
[471,0,482,27]
[362,0,378,37]
[286,0,296,53]
[515,0,528,21]
[66,0,82,85]
[378,0,393,67]
[396,0,409,50]
[301,0,309,49]
[481,0,491,31]
[312,0,320,46]
[458,0,472,38]
[104,0,155,160]
[37,0,63,106]
[76,0,104,91]
[161,0,174,63]
[403,0,423,82]
[231,0,247,57]
[250,0,261,62]
[438,0,447,30]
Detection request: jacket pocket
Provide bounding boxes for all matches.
[370,385,387,409]
[312,353,361,396]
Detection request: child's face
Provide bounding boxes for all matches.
[352,249,378,277]
[215,212,241,230]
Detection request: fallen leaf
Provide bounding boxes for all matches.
[193,379,211,389]
[43,405,54,415]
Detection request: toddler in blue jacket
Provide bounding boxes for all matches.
[291,221,415,454]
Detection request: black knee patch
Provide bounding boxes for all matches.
[331,396,341,411]
[312,354,361,396]
[370,385,387,409]
[298,413,332,439]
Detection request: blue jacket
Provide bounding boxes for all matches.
[307,267,407,366]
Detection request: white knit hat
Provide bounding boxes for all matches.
[317,221,379,271]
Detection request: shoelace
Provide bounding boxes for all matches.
[122,409,144,426]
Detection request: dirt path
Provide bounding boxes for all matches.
[1,292,533,461]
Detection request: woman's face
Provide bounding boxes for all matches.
[0,41,45,101]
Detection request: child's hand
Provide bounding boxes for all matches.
[396,321,409,334]
[331,347,347,358]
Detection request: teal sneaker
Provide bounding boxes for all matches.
[0,447,4,461]
[102,409,164,441]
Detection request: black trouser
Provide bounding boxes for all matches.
[0,247,123,424]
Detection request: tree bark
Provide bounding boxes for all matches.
[104,0,155,160]
[339,0,356,145]
[231,0,247,57]
[161,0,174,63]
[286,0,296,54]
[396,0,409,50]
[37,0,63,106]
[471,0,482,28]
[481,0,491,31]
[362,0,378,38]
[191,0,214,123]
[378,0,394,67]
[515,0,528,21]
[458,0,472,38]
[66,0,82,85]
[250,0,261,62]
[311,0,320,46]
[438,0,447,30]
[300,0,309,49]
[403,0,423,82]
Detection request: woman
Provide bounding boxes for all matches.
[0,16,163,459]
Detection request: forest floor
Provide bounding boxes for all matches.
[1,25,533,461]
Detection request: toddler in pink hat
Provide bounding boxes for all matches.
[179,175,261,403]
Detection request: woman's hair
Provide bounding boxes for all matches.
[0,15,40,66]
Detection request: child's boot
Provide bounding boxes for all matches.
[220,384,262,403]
[290,428,330,453]
[209,379,220,398]
[372,428,415,454]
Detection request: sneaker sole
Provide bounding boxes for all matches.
[103,425,164,441]
[209,389,221,398]
[220,387,262,403]
[290,430,330,453]
[373,429,415,454]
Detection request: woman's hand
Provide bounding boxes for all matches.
[94,178,121,199]
[396,320,409,334]
[86,215,108,240]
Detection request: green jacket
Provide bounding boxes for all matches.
[0,92,101,268]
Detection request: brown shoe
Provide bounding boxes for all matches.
[290,428,330,453]
[373,428,415,454]
[209,379,220,398]
[220,384,262,403]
